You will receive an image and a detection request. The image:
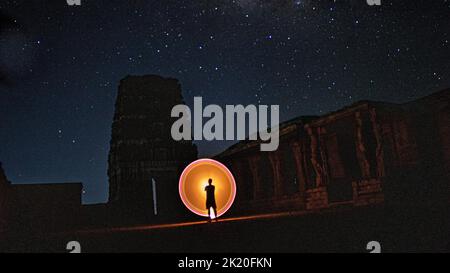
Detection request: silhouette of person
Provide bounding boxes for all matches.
[205,178,218,222]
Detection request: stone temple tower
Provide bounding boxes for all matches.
[108,75,197,222]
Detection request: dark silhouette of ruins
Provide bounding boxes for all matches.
[0,75,449,252]
[107,75,197,223]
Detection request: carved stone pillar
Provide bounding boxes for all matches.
[306,126,324,187]
[248,156,262,200]
[355,111,371,179]
[291,140,307,195]
[370,108,385,178]
[318,127,329,185]
[269,152,283,198]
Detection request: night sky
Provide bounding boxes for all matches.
[0,0,449,204]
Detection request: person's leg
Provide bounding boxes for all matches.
[207,206,212,222]
[214,207,218,221]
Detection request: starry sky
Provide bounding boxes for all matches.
[0,0,449,204]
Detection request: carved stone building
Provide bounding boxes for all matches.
[107,75,197,222]
[216,89,450,214]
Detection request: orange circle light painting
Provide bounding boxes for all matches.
[179,159,236,218]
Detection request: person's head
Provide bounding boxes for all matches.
[208,178,213,185]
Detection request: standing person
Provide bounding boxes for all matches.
[205,178,218,222]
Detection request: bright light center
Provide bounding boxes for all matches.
[179,158,237,218]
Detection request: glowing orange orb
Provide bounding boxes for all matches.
[179,158,236,218]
